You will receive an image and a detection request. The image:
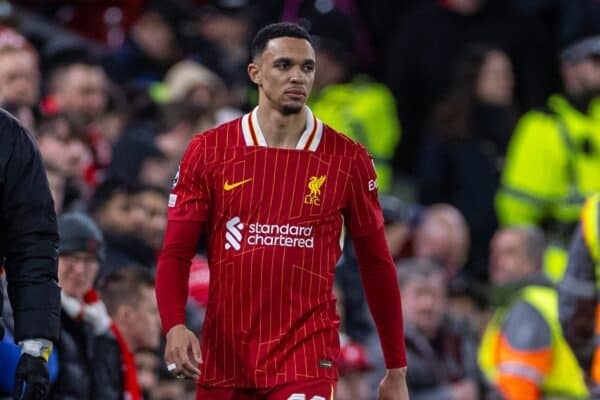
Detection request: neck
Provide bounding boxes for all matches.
[256,105,307,149]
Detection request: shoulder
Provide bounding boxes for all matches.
[514,108,556,135]
[187,116,243,150]
[0,108,31,150]
[92,332,122,370]
[319,122,368,159]
[502,300,551,350]
[93,332,119,354]
[508,104,562,152]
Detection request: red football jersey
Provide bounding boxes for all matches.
[168,106,384,388]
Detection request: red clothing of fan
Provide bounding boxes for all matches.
[156,107,405,389]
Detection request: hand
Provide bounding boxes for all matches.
[450,379,477,400]
[13,354,49,400]
[164,324,202,380]
[378,367,410,400]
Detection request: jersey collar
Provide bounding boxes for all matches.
[241,106,323,151]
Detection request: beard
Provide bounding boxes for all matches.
[281,103,303,115]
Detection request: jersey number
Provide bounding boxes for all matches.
[287,395,326,400]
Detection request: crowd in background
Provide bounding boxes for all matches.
[0,0,599,398]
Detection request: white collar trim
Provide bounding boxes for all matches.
[241,106,323,151]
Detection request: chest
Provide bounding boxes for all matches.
[208,149,352,223]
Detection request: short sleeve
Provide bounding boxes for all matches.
[167,136,210,222]
[343,145,384,238]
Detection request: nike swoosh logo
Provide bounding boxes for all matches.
[224,178,253,191]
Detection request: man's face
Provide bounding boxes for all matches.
[138,157,174,188]
[577,56,600,96]
[489,230,532,284]
[132,191,167,250]
[135,351,159,395]
[249,37,316,115]
[96,192,144,235]
[476,50,514,106]
[54,64,108,123]
[563,55,600,98]
[38,133,91,179]
[129,287,161,350]
[0,50,39,107]
[401,273,446,338]
[58,251,99,300]
[414,214,468,278]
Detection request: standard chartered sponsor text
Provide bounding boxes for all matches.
[247,222,314,248]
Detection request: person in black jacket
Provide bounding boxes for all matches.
[398,258,481,400]
[94,267,161,399]
[0,108,61,399]
[49,212,110,400]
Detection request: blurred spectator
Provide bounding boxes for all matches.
[102,3,183,87]
[89,177,155,276]
[479,226,588,399]
[45,58,108,127]
[95,83,131,145]
[0,27,40,131]
[162,59,231,127]
[496,0,600,281]
[109,135,173,188]
[380,194,415,259]
[336,197,469,348]
[44,57,112,187]
[489,227,545,286]
[418,44,516,281]
[309,36,401,193]
[135,349,160,400]
[151,374,189,400]
[187,3,251,100]
[36,113,96,211]
[385,0,553,175]
[412,204,470,281]
[398,258,480,400]
[50,212,110,399]
[558,194,600,397]
[130,184,168,253]
[153,102,207,163]
[335,194,416,343]
[36,114,92,200]
[336,334,373,400]
[94,267,161,399]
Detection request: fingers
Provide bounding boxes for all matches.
[189,334,203,365]
[164,331,201,380]
[174,346,200,379]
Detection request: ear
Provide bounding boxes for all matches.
[248,62,261,86]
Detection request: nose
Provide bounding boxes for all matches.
[290,66,305,83]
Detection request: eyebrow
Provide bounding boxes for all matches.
[272,57,315,64]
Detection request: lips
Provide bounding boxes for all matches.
[285,88,306,97]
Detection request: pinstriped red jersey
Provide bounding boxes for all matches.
[168,106,383,388]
